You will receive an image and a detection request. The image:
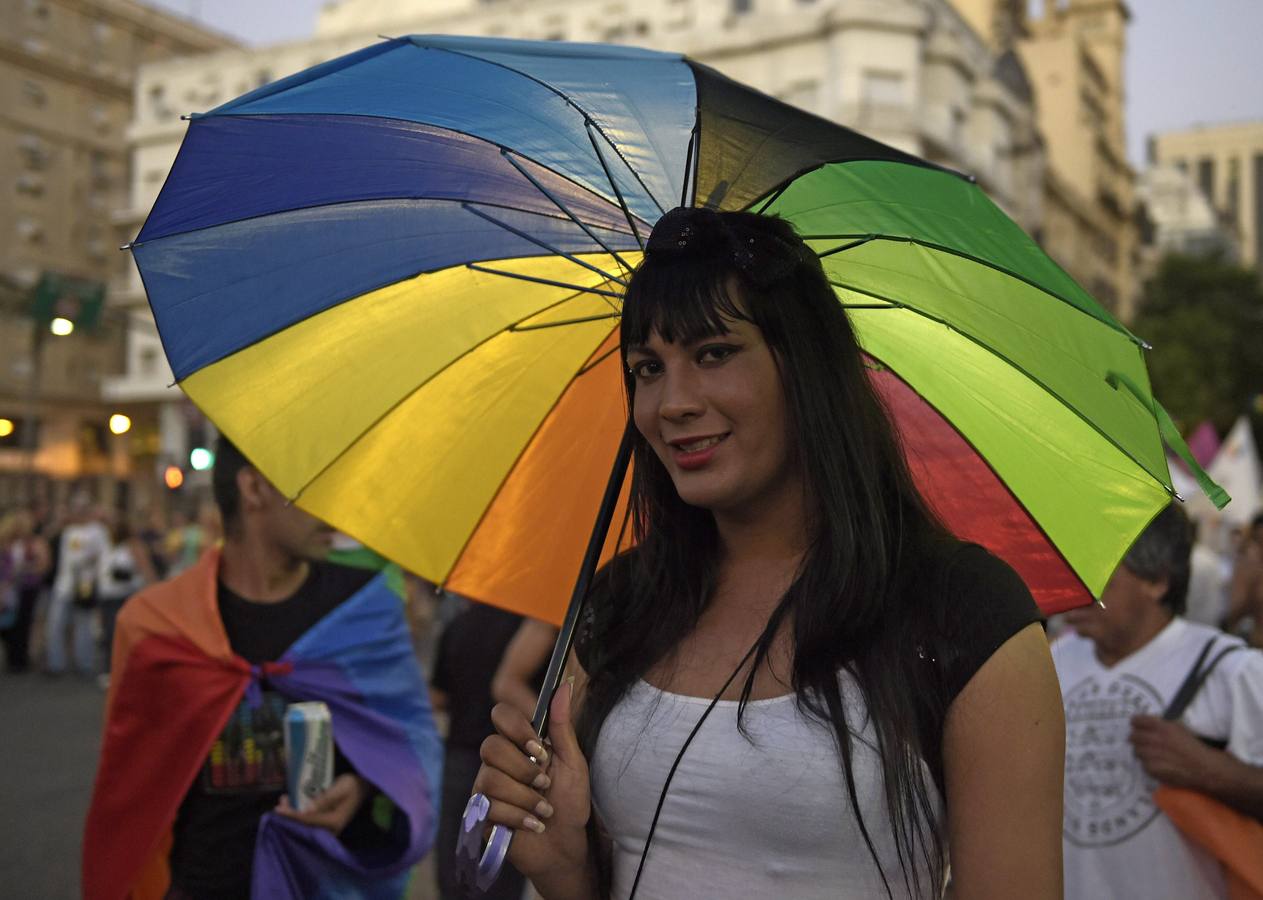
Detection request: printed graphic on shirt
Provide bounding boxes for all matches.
[201,691,287,793]
[1063,673,1163,847]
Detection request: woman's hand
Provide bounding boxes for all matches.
[275,772,369,836]
[473,679,593,883]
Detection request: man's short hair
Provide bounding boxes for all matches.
[1123,502,1193,615]
[211,435,251,530]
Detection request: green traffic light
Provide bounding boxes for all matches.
[189,447,215,471]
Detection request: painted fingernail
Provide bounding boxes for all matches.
[532,772,551,790]
[523,815,546,834]
[526,740,549,763]
[535,799,554,819]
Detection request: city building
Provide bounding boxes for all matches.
[1134,164,1239,274]
[1150,120,1263,272]
[0,0,236,510]
[957,0,1139,320]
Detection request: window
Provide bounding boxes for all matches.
[732,0,753,13]
[22,80,47,107]
[1196,157,1215,206]
[16,217,44,244]
[90,103,110,134]
[18,134,48,170]
[16,172,45,196]
[1253,154,1263,266]
[1226,157,1240,219]
[862,70,905,107]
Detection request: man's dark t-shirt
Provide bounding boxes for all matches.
[431,604,527,749]
[168,561,374,900]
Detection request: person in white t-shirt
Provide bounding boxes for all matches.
[1053,503,1263,900]
[45,497,110,675]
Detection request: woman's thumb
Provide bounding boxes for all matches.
[547,677,583,764]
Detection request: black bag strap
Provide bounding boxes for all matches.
[1163,635,1242,721]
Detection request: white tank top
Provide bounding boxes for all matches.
[590,675,944,900]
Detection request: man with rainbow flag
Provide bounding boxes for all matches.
[83,438,443,900]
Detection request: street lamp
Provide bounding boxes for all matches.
[0,418,13,438]
[49,316,74,336]
[108,413,132,435]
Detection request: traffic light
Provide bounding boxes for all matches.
[189,447,214,471]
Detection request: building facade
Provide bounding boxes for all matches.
[957,0,1139,319]
[0,0,236,509]
[1150,120,1263,272]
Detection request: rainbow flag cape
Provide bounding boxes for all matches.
[82,549,442,899]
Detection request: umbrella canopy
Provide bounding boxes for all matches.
[132,35,1224,620]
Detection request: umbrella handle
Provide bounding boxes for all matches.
[455,793,512,893]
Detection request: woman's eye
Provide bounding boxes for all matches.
[698,344,738,364]
[628,359,662,379]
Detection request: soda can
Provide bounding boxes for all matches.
[284,701,333,812]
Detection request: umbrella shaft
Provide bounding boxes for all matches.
[532,420,635,738]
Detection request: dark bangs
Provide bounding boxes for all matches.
[620,253,752,354]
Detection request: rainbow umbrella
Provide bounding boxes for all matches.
[131,35,1225,628]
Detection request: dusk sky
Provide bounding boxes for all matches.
[150,0,1263,166]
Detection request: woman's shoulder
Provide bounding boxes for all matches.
[923,542,1044,700]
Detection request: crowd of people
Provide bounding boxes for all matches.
[1,206,1261,900]
[0,494,221,686]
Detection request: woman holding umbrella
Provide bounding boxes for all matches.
[473,208,1065,899]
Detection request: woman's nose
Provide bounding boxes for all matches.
[657,367,705,421]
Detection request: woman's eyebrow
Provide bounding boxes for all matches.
[624,343,654,356]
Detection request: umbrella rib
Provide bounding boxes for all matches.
[577,342,621,377]
[465,263,623,304]
[680,125,697,209]
[587,122,646,252]
[499,149,635,273]
[829,276,1173,492]
[509,312,620,333]
[816,236,876,259]
[461,203,628,287]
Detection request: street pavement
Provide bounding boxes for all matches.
[0,671,104,899]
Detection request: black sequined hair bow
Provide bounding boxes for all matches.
[644,206,816,288]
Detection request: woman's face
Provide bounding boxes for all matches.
[625,309,799,520]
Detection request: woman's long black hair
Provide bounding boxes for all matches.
[575,208,962,898]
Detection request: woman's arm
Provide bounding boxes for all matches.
[943,623,1065,900]
[492,618,559,718]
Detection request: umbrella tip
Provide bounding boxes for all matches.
[118,242,133,252]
